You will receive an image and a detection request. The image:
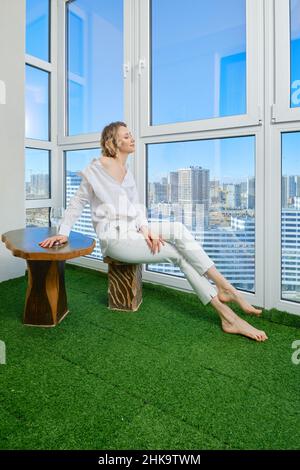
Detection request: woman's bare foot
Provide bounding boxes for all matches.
[217,286,262,316]
[204,266,262,316]
[210,296,268,342]
[221,317,268,342]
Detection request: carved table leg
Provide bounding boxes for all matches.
[24,260,69,326]
[104,258,143,312]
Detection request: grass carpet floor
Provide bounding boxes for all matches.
[0,264,299,450]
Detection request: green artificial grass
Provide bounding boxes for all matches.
[0,263,299,450]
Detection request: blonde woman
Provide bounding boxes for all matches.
[39,121,268,342]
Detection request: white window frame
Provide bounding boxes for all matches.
[265,123,300,316]
[136,127,266,310]
[274,0,300,123]
[57,0,133,148]
[56,0,135,273]
[138,0,264,137]
[265,123,300,315]
[25,0,61,215]
[265,0,300,316]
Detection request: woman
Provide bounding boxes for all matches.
[39,121,268,342]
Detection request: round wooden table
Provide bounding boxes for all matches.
[1,227,96,327]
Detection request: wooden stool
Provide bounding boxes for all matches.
[103,256,143,312]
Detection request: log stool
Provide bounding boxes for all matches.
[103,256,143,311]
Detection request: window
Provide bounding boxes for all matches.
[275,0,300,121]
[25,148,50,200]
[151,0,246,125]
[25,0,53,228]
[26,0,50,62]
[147,135,256,292]
[57,0,125,261]
[281,132,300,303]
[290,0,300,108]
[65,149,102,259]
[25,65,50,141]
[66,0,124,136]
[140,0,262,135]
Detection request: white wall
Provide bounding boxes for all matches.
[0,0,26,282]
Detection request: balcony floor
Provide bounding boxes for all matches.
[0,264,299,450]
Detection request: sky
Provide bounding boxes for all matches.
[25,0,300,184]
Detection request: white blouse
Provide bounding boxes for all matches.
[58,158,149,240]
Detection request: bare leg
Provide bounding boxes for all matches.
[210,295,268,342]
[205,265,262,316]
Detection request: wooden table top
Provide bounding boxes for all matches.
[1,227,96,261]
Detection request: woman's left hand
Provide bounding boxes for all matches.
[139,226,165,254]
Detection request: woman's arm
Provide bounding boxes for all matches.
[39,176,92,248]
[58,176,92,237]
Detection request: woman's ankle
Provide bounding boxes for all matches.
[210,296,237,324]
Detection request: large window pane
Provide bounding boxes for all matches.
[26,208,50,227]
[25,148,50,200]
[151,0,246,125]
[65,149,101,258]
[147,136,256,292]
[290,0,300,108]
[281,132,300,303]
[25,65,50,140]
[66,0,124,135]
[26,0,50,62]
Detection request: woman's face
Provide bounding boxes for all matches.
[116,126,135,154]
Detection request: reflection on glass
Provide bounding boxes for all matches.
[290,0,300,108]
[281,132,300,303]
[26,208,50,227]
[66,0,124,135]
[26,0,50,62]
[25,65,50,140]
[151,0,246,125]
[65,149,101,258]
[147,136,255,292]
[25,148,50,200]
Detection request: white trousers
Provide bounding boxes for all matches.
[100,221,218,306]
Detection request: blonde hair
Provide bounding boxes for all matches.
[100,121,127,159]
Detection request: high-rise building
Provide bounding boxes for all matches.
[168,171,179,203]
[247,177,255,209]
[289,175,297,197]
[177,166,210,228]
[297,176,300,197]
[282,175,289,208]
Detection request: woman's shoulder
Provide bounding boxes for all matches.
[78,157,102,179]
[88,156,105,171]
[90,156,101,166]
[91,156,114,170]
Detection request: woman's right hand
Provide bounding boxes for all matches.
[139,226,165,254]
[38,235,68,248]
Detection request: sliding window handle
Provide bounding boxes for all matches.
[138,58,146,76]
[123,63,130,79]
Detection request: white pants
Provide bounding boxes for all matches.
[100,221,218,306]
